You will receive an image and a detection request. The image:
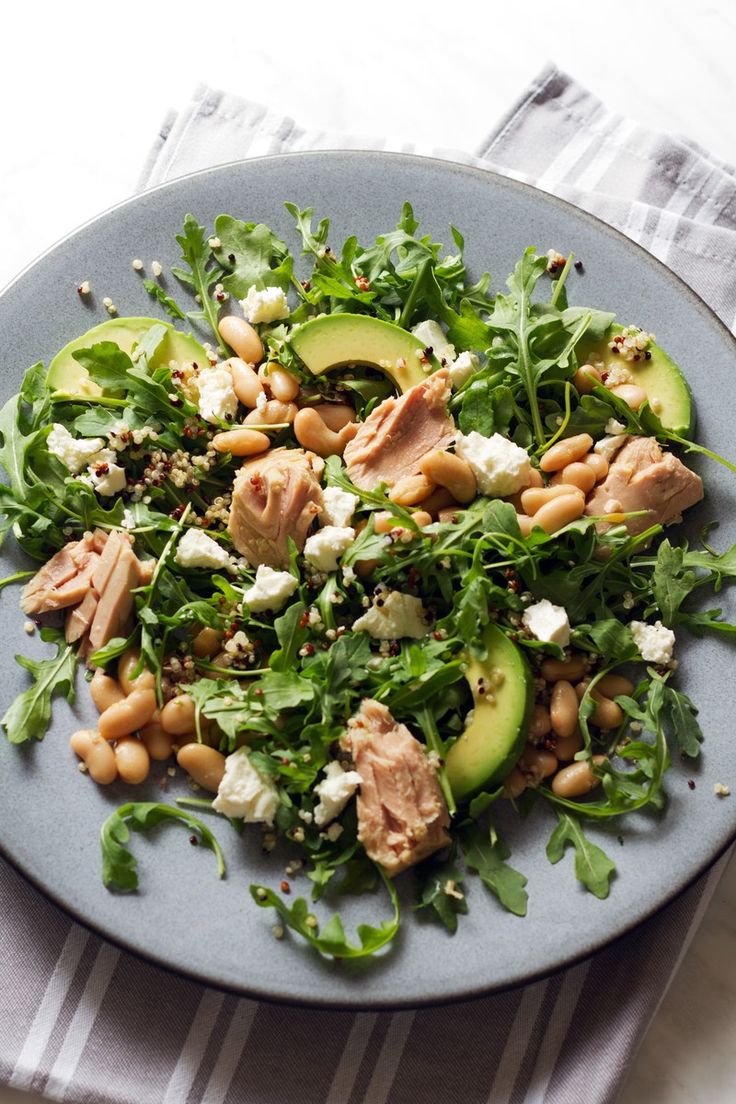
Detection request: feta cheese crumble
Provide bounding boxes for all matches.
[594,434,630,461]
[455,431,533,497]
[48,424,106,474]
[197,365,238,424]
[630,620,675,665]
[353,590,428,640]
[321,486,359,528]
[303,526,355,572]
[86,450,127,495]
[411,319,456,364]
[447,350,479,389]
[240,285,290,325]
[313,761,363,827]
[605,418,628,436]
[174,529,231,570]
[521,599,571,647]
[212,748,280,825]
[242,565,299,612]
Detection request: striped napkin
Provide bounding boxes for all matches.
[3,65,735,1104]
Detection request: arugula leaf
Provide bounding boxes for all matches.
[142,279,186,321]
[460,824,528,916]
[654,540,697,624]
[2,630,77,744]
[546,811,615,899]
[414,859,468,933]
[269,601,308,671]
[249,870,400,959]
[214,215,293,298]
[572,619,638,663]
[171,214,222,341]
[73,342,134,391]
[0,392,41,499]
[661,685,702,758]
[101,802,226,891]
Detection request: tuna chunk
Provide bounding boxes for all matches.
[65,588,99,643]
[585,436,704,535]
[87,540,141,652]
[341,699,450,877]
[21,539,100,615]
[343,370,454,491]
[228,448,324,568]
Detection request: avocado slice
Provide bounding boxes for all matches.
[445,624,533,802]
[46,317,209,397]
[576,323,693,436]
[289,313,442,393]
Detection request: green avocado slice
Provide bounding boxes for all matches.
[289,313,442,393]
[445,624,533,802]
[576,323,693,436]
[46,317,209,398]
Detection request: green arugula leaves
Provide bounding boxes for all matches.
[101,802,226,891]
[1,629,78,745]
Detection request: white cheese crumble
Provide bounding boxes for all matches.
[605,418,628,436]
[240,285,290,324]
[521,599,571,647]
[48,424,105,474]
[455,431,532,497]
[321,486,359,528]
[197,365,239,424]
[212,748,280,825]
[411,319,456,364]
[86,450,127,495]
[242,565,298,612]
[630,620,675,665]
[353,590,428,640]
[174,529,231,570]
[313,761,363,827]
[594,434,630,461]
[447,350,479,389]
[303,526,355,572]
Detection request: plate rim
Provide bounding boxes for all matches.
[2,147,735,1010]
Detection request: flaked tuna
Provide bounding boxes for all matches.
[343,370,454,491]
[21,536,101,615]
[87,536,141,652]
[341,699,450,877]
[228,448,324,568]
[585,436,703,535]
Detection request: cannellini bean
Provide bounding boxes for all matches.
[521,484,583,515]
[176,743,226,792]
[262,365,300,402]
[541,654,587,682]
[540,434,594,473]
[575,680,625,729]
[98,688,158,741]
[114,737,150,784]
[192,627,223,658]
[70,729,117,784]
[518,747,558,784]
[550,680,579,738]
[516,513,535,537]
[243,399,298,427]
[211,427,271,456]
[140,718,174,761]
[293,407,358,457]
[311,403,356,431]
[596,673,635,698]
[529,704,552,740]
[90,669,125,713]
[582,452,609,482]
[412,510,433,527]
[551,755,607,798]
[532,493,586,534]
[611,384,647,410]
[552,462,596,494]
[417,487,457,517]
[227,358,264,407]
[218,316,264,365]
[504,767,527,799]
[418,450,477,504]
[573,365,602,394]
[554,729,584,761]
[160,694,196,736]
[118,649,155,696]
[388,473,436,507]
[526,468,544,489]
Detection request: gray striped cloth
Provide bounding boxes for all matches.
[3,65,735,1104]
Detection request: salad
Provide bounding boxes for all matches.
[2,203,735,961]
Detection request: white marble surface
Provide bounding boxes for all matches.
[2,1,736,1101]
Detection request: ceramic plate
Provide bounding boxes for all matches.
[1,152,735,1009]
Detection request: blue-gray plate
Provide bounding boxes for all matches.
[1,152,735,1009]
